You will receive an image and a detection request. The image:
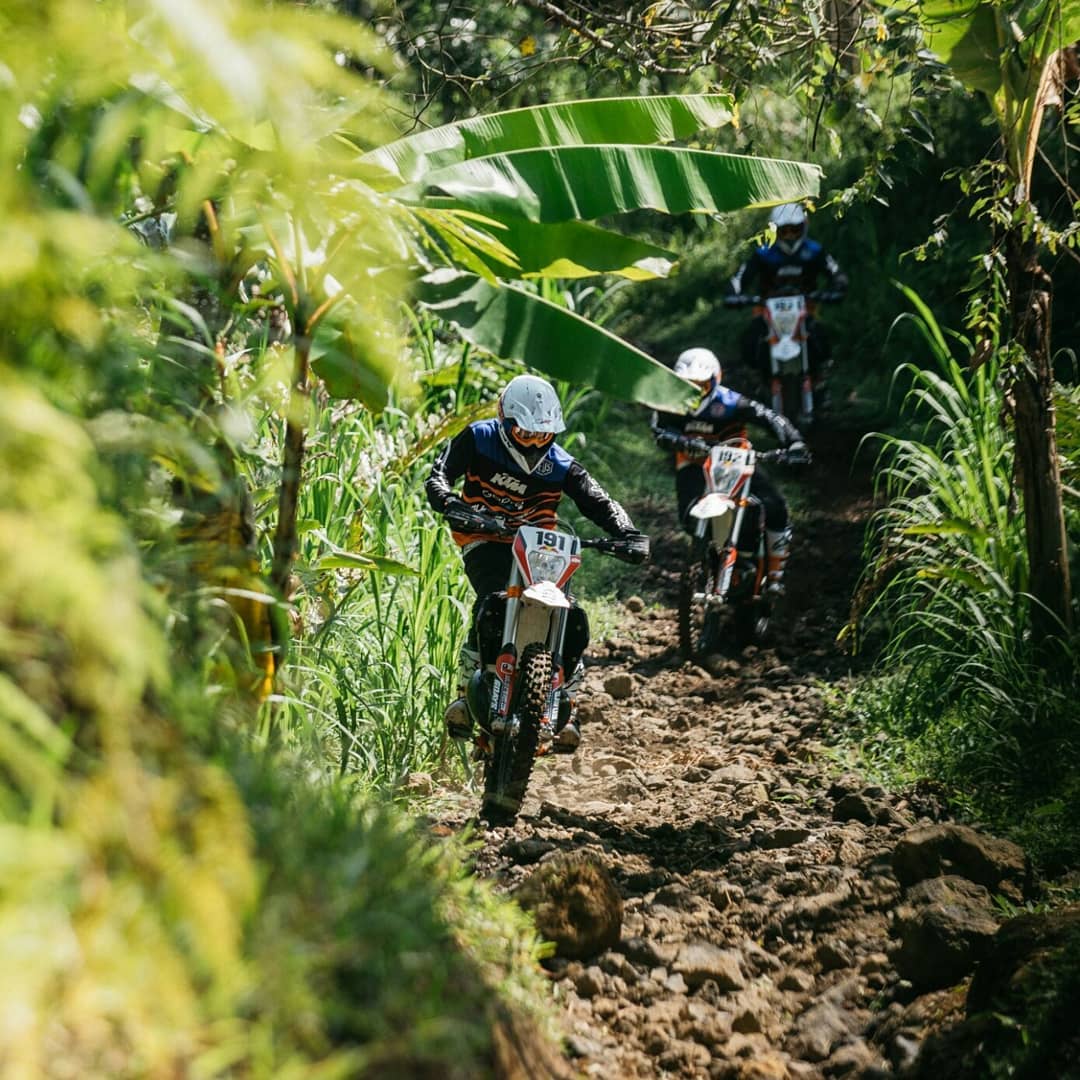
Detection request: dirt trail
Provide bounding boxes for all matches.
[434,431,984,1078]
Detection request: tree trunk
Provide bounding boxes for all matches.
[1006,226,1073,646]
[271,336,311,599]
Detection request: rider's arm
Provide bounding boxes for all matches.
[733,395,804,448]
[424,427,475,513]
[649,409,688,452]
[564,463,637,537]
[817,250,848,300]
[728,254,758,297]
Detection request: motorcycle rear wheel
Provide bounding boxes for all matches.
[678,546,721,658]
[480,642,551,826]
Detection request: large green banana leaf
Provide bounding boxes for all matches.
[361,93,736,188]
[421,199,676,279]
[415,270,698,412]
[398,146,821,224]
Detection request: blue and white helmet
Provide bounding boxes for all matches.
[770,203,808,254]
[497,374,566,473]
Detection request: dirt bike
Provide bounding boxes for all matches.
[451,513,638,825]
[677,436,807,656]
[725,290,841,427]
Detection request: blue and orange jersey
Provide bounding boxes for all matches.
[426,418,635,546]
[729,238,847,300]
[650,385,801,470]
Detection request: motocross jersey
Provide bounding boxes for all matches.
[650,384,802,469]
[425,418,636,547]
[729,239,848,300]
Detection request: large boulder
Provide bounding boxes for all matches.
[892,875,999,990]
[892,823,1032,902]
[899,906,1080,1079]
[512,851,623,960]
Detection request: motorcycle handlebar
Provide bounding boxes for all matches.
[723,294,760,308]
[444,509,646,556]
[683,442,811,466]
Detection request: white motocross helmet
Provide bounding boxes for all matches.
[497,373,566,473]
[770,203,808,254]
[674,347,721,401]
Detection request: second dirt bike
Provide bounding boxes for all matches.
[678,436,805,656]
[456,515,636,825]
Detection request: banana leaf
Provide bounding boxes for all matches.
[416,270,698,412]
[399,145,821,225]
[422,199,676,279]
[361,93,737,187]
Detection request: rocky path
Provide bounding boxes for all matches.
[432,432,1045,1079]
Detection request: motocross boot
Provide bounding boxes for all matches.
[444,644,480,739]
[554,660,585,753]
[765,527,793,598]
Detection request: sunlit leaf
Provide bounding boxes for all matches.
[416,270,698,412]
[362,94,738,187]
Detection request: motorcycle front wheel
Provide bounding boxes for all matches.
[678,545,721,659]
[480,642,551,826]
[733,597,771,648]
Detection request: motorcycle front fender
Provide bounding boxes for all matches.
[522,580,571,609]
[771,339,802,363]
[690,493,736,519]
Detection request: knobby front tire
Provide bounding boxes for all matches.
[480,642,551,826]
[678,545,719,659]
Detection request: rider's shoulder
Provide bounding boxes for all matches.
[469,417,500,448]
[715,384,742,409]
[801,238,825,259]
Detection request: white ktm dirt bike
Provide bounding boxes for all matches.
[760,293,813,426]
[459,517,635,825]
[726,289,840,427]
[678,436,805,656]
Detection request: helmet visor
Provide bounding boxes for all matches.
[513,427,555,449]
[777,224,802,242]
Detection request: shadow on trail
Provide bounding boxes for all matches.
[520,802,749,877]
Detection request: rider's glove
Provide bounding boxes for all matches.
[681,436,711,457]
[615,530,651,565]
[654,429,683,452]
[723,294,753,309]
[785,440,812,466]
[444,496,494,533]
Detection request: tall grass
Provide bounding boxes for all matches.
[847,291,1080,865]
[238,319,515,785]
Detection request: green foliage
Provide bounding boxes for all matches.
[845,294,1080,867]
[0,2,566,1071]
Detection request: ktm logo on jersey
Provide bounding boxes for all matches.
[489,471,528,495]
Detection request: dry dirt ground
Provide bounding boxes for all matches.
[429,430,994,1079]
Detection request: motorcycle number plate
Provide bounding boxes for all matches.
[766,295,805,338]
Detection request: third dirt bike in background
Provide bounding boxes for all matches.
[678,436,809,656]
[726,291,841,428]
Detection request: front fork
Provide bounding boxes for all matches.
[489,574,565,733]
[695,500,766,603]
[769,343,813,421]
[695,505,746,604]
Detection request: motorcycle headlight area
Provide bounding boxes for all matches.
[527,548,569,584]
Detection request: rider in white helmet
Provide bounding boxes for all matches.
[726,203,847,412]
[651,347,809,597]
[427,373,650,751]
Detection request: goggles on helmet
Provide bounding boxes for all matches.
[777,225,803,240]
[511,426,555,449]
